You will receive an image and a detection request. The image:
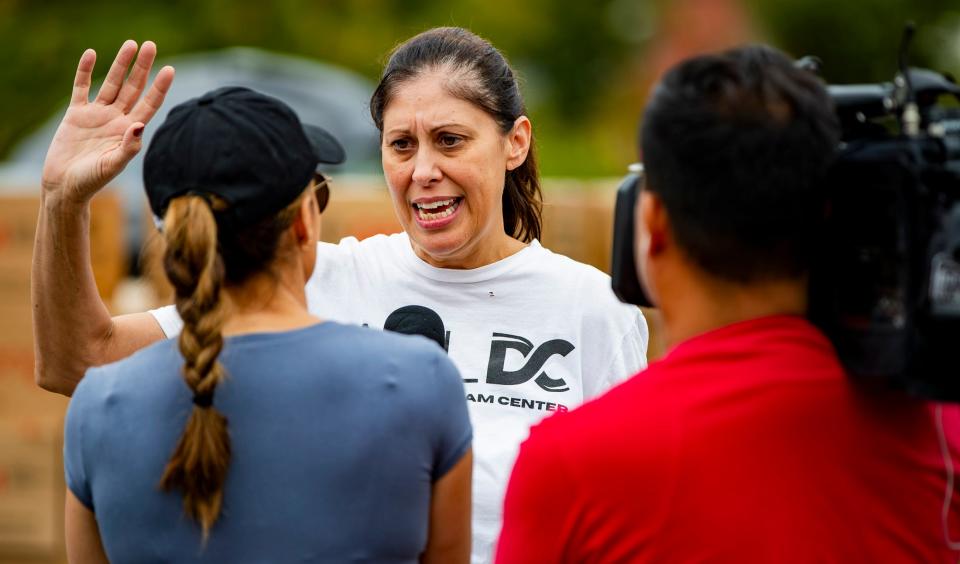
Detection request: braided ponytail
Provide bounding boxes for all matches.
[158,195,231,540]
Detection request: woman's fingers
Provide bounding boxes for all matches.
[130,65,175,125]
[71,49,96,106]
[115,41,157,113]
[94,40,138,105]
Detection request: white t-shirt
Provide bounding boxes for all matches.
[151,232,649,563]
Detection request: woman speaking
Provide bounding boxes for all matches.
[34,29,647,563]
[45,50,471,562]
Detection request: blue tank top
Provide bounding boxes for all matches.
[64,321,471,563]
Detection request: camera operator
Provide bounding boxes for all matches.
[496,44,960,562]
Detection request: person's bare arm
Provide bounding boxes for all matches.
[32,40,174,396]
[65,490,109,564]
[421,449,472,564]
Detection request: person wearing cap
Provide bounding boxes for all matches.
[34,33,648,563]
[43,43,472,563]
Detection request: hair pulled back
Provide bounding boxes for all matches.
[370,26,542,242]
[158,191,305,539]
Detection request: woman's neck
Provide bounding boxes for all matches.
[412,232,527,270]
[220,268,320,336]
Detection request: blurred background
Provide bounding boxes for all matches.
[2,0,958,175]
[0,0,958,561]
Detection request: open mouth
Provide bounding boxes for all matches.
[413,197,462,221]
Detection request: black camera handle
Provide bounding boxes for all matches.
[947,203,960,263]
[610,164,653,307]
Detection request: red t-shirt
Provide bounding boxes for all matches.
[497,315,960,563]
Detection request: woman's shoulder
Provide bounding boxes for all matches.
[328,322,452,369]
[71,338,182,409]
[276,321,447,363]
[310,233,409,291]
[89,338,179,380]
[313,323,464,400]
[532,244,646,335]
[530,242,609,280]
[530,242,628,301]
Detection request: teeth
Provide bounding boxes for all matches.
[417,198,455,210]
[416,199,459,221]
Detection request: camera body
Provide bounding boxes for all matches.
[610,164,651,308]
[808,67,960,401]
[612,65,960,401]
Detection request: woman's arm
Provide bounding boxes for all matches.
[65,490,108,564]
[421,449,472,564]
[32,40,174,395]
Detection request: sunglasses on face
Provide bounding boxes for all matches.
[313,172,331,213]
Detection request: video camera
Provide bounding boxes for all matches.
[611,28,960,401]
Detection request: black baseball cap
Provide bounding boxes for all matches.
[144,86,345,230]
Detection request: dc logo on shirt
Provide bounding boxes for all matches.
[486,333,574,393]
[380,306,575,393]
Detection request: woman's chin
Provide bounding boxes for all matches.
[407,229,474,268]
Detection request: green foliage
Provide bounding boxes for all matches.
[749,0,958,83]
[1,0,957,175]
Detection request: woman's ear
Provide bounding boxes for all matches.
[294,192,321,282]
[293,193,320,249]
[506,116,532,171]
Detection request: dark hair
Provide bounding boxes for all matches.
[158,190,305,539]
[370,26,542,242]
[640,44,840,282]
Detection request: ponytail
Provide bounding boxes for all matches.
[158,195,231,540]
[503,146,542,243]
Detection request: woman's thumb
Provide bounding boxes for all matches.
[120,122,146,159]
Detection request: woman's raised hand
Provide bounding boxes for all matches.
[41,40,175,203]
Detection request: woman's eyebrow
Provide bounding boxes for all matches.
[384,121,473,136]
[384,126,410,137]
[429,121,474,133]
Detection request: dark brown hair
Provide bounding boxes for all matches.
[370,26,542,242]
[158,191,306,539]
[641,44,840,282]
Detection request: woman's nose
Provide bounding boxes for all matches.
[411,147,443,186]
